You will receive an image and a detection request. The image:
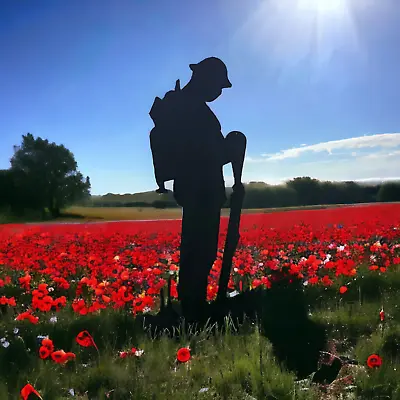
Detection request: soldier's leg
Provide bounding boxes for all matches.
[178,204,221,320]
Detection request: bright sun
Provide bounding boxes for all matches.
[298,0,347,13]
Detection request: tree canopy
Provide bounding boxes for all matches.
[3,133,90,217]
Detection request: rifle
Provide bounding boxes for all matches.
[217,131,247,302]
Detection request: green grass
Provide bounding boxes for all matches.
[1,269,400,399]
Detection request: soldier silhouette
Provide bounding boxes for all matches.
[149,57,246,322]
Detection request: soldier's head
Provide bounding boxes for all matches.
[188,57,232,102]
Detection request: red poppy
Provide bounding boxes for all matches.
[177,347,191,363]
[41,338,54,353]
[76,330,97,349]
[339,286,348,294]
[367,354,382,368]
[51,350,67,364]
[119,351,128,359]
[20,383,42,400]
[379,309,385,322]
[39,346,51,359]
[64,352,76,362]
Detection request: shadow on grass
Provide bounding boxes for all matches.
[140,278,327,380]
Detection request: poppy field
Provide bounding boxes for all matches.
[1,203,400,399]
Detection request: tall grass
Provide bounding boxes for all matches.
[1,270,399,399]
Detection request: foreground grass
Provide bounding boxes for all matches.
[1,269,400,399]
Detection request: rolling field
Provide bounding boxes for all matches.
[63,203,364,222]
[0,203,400,399]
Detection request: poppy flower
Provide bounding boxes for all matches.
[177,347,191,363]
[367,354,382,368]
[41,338,54,353]
[76,330,97,349]
[39,346,51,359]
[64,352,76,362]
[20,383,42,400]
[379,309,385,322]
[339,286,348,294]
[51,350,67,364]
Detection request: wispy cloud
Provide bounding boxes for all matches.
[243,133,400,185]
[252,133,400,161]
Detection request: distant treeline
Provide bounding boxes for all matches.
[89,177,400,209]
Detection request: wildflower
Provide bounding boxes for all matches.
[39,346,51,359]
[339,286,348,294]
[134,349,144,357]
[64,352,76,362]
[76,330,97,349]
[13,328,19,335]
[49,316,58,324]
[42,337,54,353]
[367,354,382,368]
[177,347,191,363]
[379,308,385,322]
[20,383,42,400]
[51,350,67,363]
[1,340,10,348]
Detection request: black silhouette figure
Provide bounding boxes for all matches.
[149,57,246,322]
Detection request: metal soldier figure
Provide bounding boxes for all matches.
[149,57,246,322]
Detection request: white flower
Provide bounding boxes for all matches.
[48,287,54,292]
[13,328,19,335]
[69,388,75,396]
[337,245,345,251]
[142,307,151,314]
[49,316,58,324]
[135,349,144,357]
[2,341,10,348]
[114,255,120,261]
[303,281,308,286]
[233,267,238,272]
[199,388,209,393]
[228,290,240,298]
[0,338,6,343]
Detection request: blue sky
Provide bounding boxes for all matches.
[1,0,399,195]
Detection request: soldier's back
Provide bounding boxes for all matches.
[173,95,227,208]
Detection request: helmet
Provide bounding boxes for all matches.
[189,57,232,89]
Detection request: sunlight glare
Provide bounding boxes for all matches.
[298,0,348,14]
[231,0,365,82]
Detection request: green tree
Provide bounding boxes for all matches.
[286,177,322,206]
[377,182,400,202]
[10,133,91,217]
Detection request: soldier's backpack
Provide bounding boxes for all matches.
[149,80,182,192]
